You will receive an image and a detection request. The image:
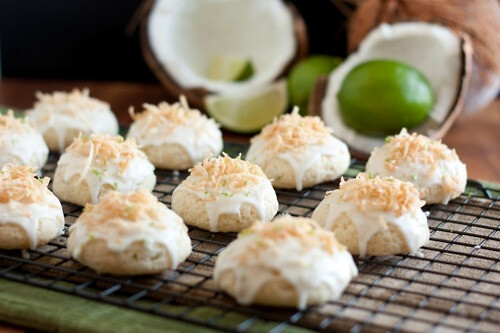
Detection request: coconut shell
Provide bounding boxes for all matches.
[348,0,500,113]
[309,35,473,160]
[140,0,308,110]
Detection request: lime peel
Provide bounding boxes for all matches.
[288,55,342,116]
[337,59,433,136]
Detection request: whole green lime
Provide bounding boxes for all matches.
[288,55,342,115]
[337,60,433,136]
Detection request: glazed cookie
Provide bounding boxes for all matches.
[366,128,467,204]
[127,96,223,169]
[53,133,156,206]
[312,173,429,257]
[26,88,119,152]
[214,216,358,309]
[0,164,64,250]
[246,107,350,191]
[68,190,191,275]
[172,154,278,232]
[0,110,48,170]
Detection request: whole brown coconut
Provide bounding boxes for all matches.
[348,0,500,113]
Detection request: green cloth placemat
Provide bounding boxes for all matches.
[0,279,311,333]
[0,279,215,333]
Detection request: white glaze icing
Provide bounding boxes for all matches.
[366,148,467,204]
[412,251,425,258]
[246,136,349,191]
[69,205,188,268]
[27,103,119,152]
[214,235,358,309]
[127,116,222,165]
[0,130,48,168]
[173,177,274,232]
[314,195,429,257]
[57,153,155,204]
[0,193,64,249]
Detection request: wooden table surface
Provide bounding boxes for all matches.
[0,77,498,182]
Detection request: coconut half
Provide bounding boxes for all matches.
[314,22,471,156]
[142,0,307,108]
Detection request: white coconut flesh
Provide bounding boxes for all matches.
[322,22,463,154]
[148,0,296,96]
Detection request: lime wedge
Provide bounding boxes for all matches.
[207,54,255,82]
[205,80,288,133]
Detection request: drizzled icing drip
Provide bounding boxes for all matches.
[317,197,429,257]
[128,118,222,164]
[366,152,467,204]
[0,131,48,168]
[0,194,64,249]
[366,130,467,204]
[57,153,154,204]
[214,236,358,309]
[127,97,222,165]
[26,89,118,152]
[56,128,68,154]
[69,207,187,269]
[247,136,348,191]
[174,178,274,232]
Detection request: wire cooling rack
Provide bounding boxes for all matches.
[0,142,498,332]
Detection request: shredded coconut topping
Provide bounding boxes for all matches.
[65,133,145,172]
[328,173,424,216]
[33,88,109,115]
[382,129,458,172]
[0,110,34,132]
[79,190,180,232]
[0,164,50,204]
[238,216,345,259]
[129,95,212,134]
[182,153,266,200]
[251,107,333,153]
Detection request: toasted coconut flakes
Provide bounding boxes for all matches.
[65,133,145,173]
[33,88,108,115]
[182,153,266,200]
[0,164,50,204]
[79,190,183,233]
[130,95,215,135]
[238,216,345,261]
[382,129,458,172]
[0,110,35,133]
[328,173,424,216]
[81,190,156,223]
[252,107,333,153]
[441,173,462,198]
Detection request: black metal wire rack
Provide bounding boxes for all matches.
[0,142,498,332]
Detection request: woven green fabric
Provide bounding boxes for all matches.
[0,279,312,332]
[0,279,216,333]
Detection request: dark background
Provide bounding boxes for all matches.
[0,0,350,82]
